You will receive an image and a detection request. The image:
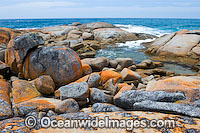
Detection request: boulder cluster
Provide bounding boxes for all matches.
[0,22,199,132]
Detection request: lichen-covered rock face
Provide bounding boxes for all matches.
[12,80,41,104]
[22,46,83,87]
[0,79,12,120]
[0,28,14,45]
[5,33,44,75]
[32,111,200,132]
[146,76,200,104]
[100,70,121,84]
[13,97,61,116]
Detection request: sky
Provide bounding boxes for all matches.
[0,0,200,19]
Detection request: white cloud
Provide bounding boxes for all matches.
[1,1,76,8]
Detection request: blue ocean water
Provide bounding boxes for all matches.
[0,18,199,74]
[0,18,200,32]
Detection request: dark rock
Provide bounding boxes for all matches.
[133,100,200,118]
[87,73,100,88]
[92,103,124,112]
[114,90,185,109]
[55,82,89,101]
[90,88,113,104]
[23,46,83,87]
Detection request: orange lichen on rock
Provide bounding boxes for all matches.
[100,70,121,84]
[0,79,12,120]
[146,76,200,103]
[114,85,132,100]
[13,97,61,116]
[0,28,14,44]
[82,64,92,75]
[12,80,41,104]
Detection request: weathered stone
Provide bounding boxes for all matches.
[93,28,138,43]
[87,73,100,88]
[100,70,121,84]
[115,58,135,68]
[0,61,10,75]
[0,79,12,120]
[146,76,200,104]
[133,100,200,118]
[80,51,96,59]
[55,82,89,101]
[41,26,78,37]
[109,60,118,68]
[23,46,83,87]
[33,75,55,95]
[114,90,185,109]
[90,88,113,104]
[82,64,92,76]
[70,43,84,51]
[82,32,94,40]
[0,117,30,132]
[79,22,115,30]
[81,57,109,71]
[6,111,200,132]
[120,68,141,81]
[103,79,117,95]
[13,97,61,116]
[55,99,79,114]
[5,33,44,75]
[92,103,124,112]
[12,80,41,104]
[128,65,137,71]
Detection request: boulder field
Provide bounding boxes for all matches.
[0,22,199,132]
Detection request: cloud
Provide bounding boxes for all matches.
[1,1,76,9]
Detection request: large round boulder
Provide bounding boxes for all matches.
[23,46,83,86]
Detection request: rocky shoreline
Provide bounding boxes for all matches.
[0,22,199,132]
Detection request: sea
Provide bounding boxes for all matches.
[0,18,200,74]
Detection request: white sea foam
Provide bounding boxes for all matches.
[117,38,155,49]
[115,24,169,37]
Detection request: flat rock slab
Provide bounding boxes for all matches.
[114,90,185,109]
[133,100,200,118]
[32,111,200,132]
